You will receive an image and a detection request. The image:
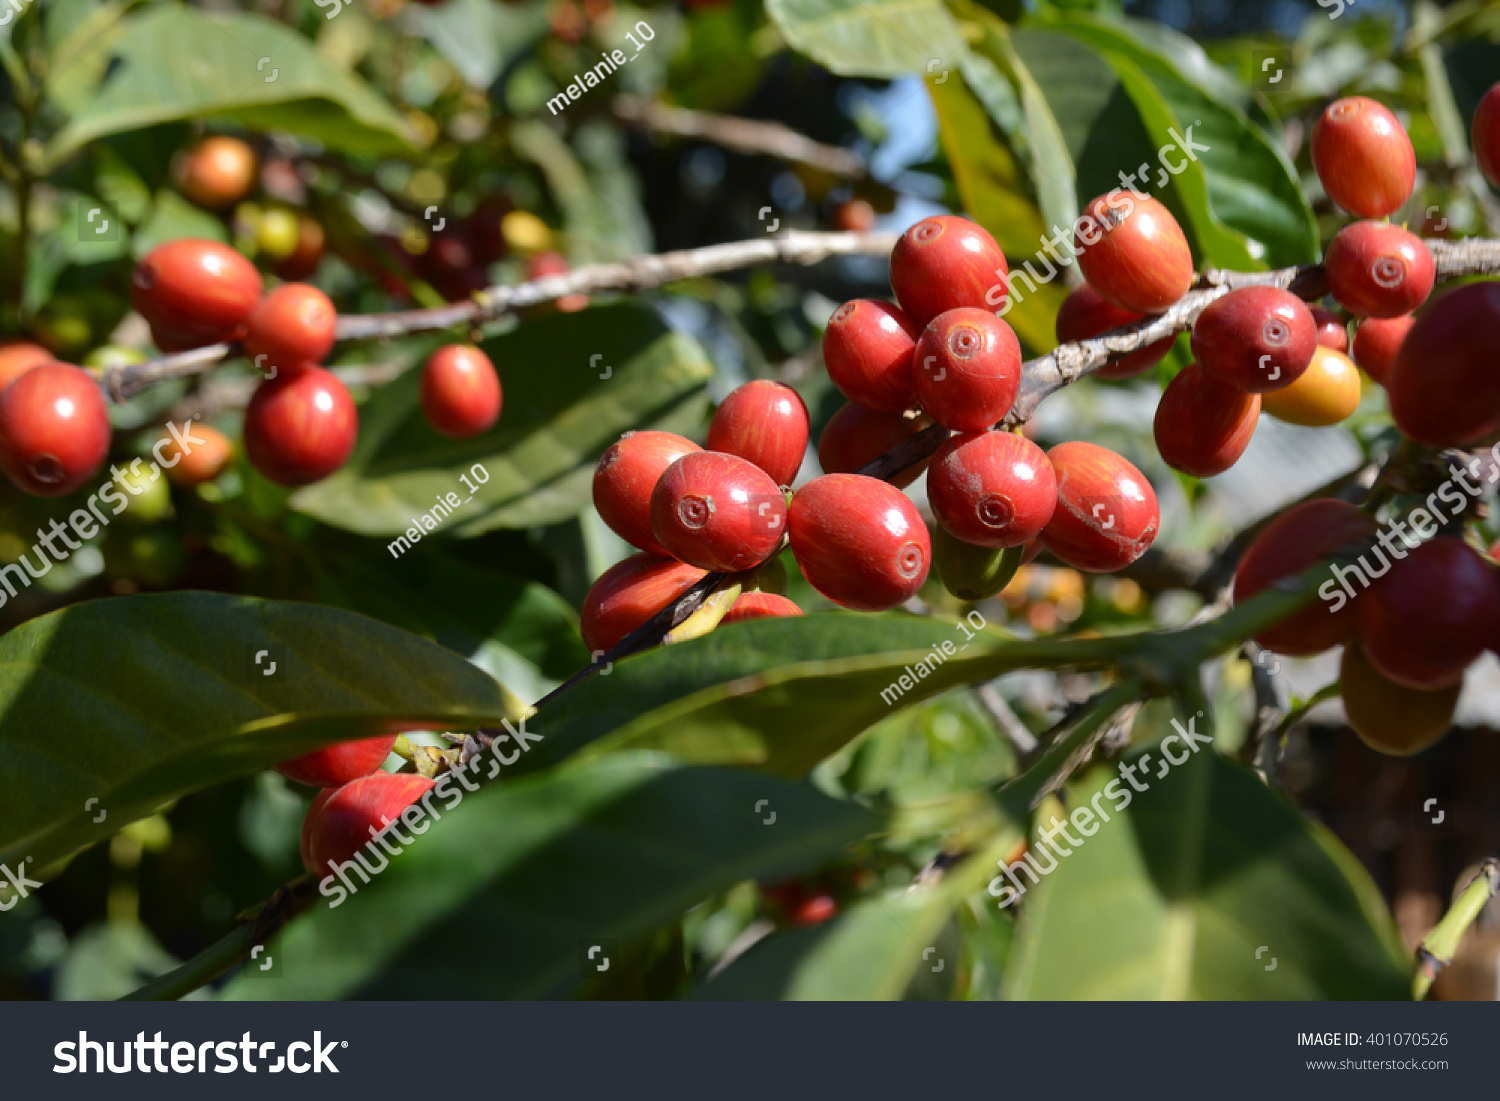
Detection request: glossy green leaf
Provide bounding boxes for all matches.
[46,7,420,167]
[290,302,714,537]
[1004,751,1411,999]
[1045,13,1319,267]
[0,593,522,874]
[693,841,1004,999]
[221,755,877,999]
[765,0,966,78]
[416,0,547,89]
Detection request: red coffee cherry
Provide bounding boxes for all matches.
[1358,537,1500,690]
[1341,643,1458,757]
[243,283,337,374]
[592,431,702,556]
[175,135,258,210]
[822,299,920,413]
[1038,441,1159,573]
[420,344,502,439]
[787,474,930,611]
[1055,283,1174,381]
[1074,192,1195,315]
[705,380,809,488]
[580,553,707,653]
[1232,498,1377,656]
[466,194,513,265]
[1310,96,1416,218]
[926,430,1056,548]
[525,251,587,312]
[131,238,263,349]
[817,403,933,489]
[789,893,838,926]
[1191,286,1316,393]
[0,363,112,497]
[649,451,786,572]
[889,215,1010,328]
[301,772,436,877]
[0,340,53,391]
[161,423,234,487]
[831,199,876,233]
[1310,308,1349,353]
[1351,314,1414,387]
[914,308,1022,431]
[1475,81,1500,189]
[276,735,399,788]
[722,591,804,624]
[1323,221,1434,319]
[243,365,358,487]
[1387,283,1500,446]
[1153,364,1260,478]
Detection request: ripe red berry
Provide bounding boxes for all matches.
[242,283,337,374]
[0,363,112,496]
[722,591,803,624]
[1232,498,1377,656]
[1038,442,1158,573]
[926,430,1056,548]
[161,423,234,487]
[822,299,920,413]
[1358,537,1500,690]
[593,431,701,556]
[889,215,1010,328]
[276,735,399,788]
[787,474,930,611]
[913,308,1022,431]
[788,893,838,926]
[243,365,358,487]
[131,238,263,350]
[175,135,258,211]
[1386,283,1500,446]
[649,451,786,572]
[1341,643,1458,757]
[0,340,53,391]
[1351,314,1414,387]
[1153,364,1260,478]
[831,199,876,233]
[420,344,502,439]
[580,553,707,653]
[1191,286,1317,393]
[301,772,435,877]
[1323,221,1434,319]
[526,251,587,312]
[817,403,933,489]
[1074,193,1194,315]
[1475,81,1500,189]
[705,380,809,488]
[1310,96,1416,218]
[1055,283,1174,380]
[1310,308,1349,353]
[466,194,513,265]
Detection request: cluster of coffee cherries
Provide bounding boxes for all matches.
[1222,82,1500,759]
[275,732,433,879]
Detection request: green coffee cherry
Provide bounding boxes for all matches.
[745,554,788,595]
[934,526,1023,602]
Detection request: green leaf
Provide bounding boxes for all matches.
[1043,13,1319,267]
[520,614,1126,782]
[765,0,966,78]
[131,190,229,259]
[46,6,420,167]
[1003,751,1411,999]
[289,302,713,537]
[693,841,1004,999]
[311,541,590,705]
[416,0,547,89]
[0,593,523,874]
[221,755,877,999]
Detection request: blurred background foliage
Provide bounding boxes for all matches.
[1,0,1498,1000]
